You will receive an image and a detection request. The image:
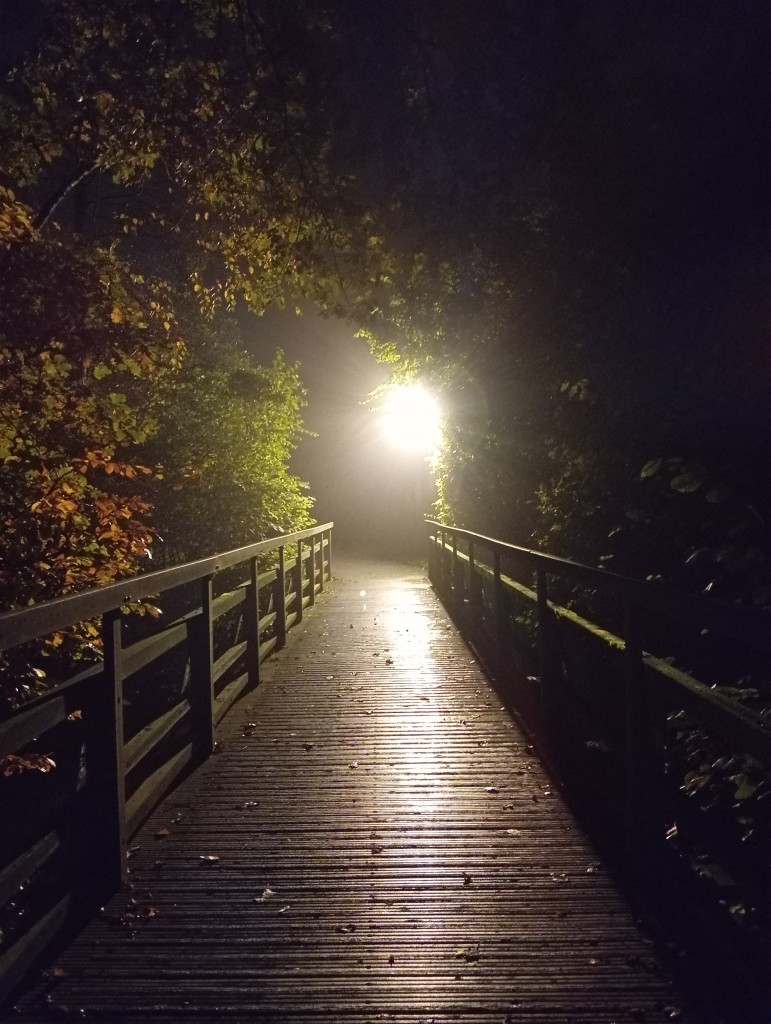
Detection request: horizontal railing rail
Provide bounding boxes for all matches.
[0,523,333,1003]
[427,519,771,1003]
[0,523,332,653]
[426,522,771,654]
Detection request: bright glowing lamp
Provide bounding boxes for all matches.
[380,384,441,454]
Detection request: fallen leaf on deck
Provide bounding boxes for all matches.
[456,944,480,962]
[199,855,221,864]
[2,752,56,776]
[154,828,170,839]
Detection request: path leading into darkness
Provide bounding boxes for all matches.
[12,557,697,1023]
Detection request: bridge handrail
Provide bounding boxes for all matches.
[0,523,333,653]
[427,519,771,982]
[0,523,333,1004]
[425,520,771,652]
[428,521,771,1017]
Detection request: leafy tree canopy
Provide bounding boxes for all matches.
[1,0,375,314]
[0,1,335,707]
[3,0,771,609]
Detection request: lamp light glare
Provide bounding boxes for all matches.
[380,384,441,454]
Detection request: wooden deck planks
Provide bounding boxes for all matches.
[10,557,699,1023]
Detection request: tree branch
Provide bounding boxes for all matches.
[34,163,99,230]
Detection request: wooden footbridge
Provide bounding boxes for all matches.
[2,524,771,1022]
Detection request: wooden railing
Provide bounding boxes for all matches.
[0,523,332,1002]
[427,521,771,1007]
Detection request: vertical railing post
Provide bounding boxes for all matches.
[308,537,316,607]
[85,608,127,892]
[325,529,332,583]
[536,566,548,680]
[189,575,215,758]
[536,565,557,742]
[319,531,326,593]
[438,529,446,593]
[623,594,650,871]
[493,548,506,677]
[294,541,304,625]
[467,539,476,620]
[274,544,287,649]
[245,557,261,691]
[451,533,459,608]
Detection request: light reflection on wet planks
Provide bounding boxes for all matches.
[12,558,698,1023]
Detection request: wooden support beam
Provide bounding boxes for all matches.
[245,556,261,691]
[275,545,287,650]
[85,608,127,893]
[189,576,215,760]
[308,539,316,606]
[294,542,304,626]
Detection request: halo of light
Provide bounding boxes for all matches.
[380,384,441,454]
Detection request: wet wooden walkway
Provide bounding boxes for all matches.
[11,558,697,1023]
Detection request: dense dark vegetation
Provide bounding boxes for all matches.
[341,2,771,595]
[3,0,770,610]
